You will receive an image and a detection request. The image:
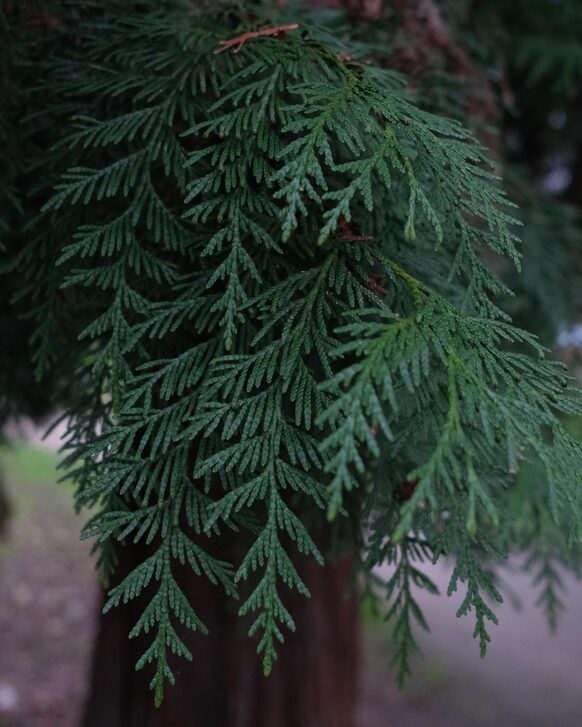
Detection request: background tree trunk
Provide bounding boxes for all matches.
[82,541,359,727]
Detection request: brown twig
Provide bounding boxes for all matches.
[338,217,388,296]
[339,215,373,242]
[214,23,299,55]
[367,273,388,296]
[396,478,419,503]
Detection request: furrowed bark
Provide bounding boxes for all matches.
[82,541,359,727]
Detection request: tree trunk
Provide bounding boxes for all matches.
[81,541,360,727]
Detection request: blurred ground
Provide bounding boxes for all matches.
[359,566,582,727]
[0,435,581,727]
[0,445,97,727]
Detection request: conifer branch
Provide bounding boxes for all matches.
[4,1,582,706]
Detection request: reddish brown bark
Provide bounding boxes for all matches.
[307,0,383,18]
[81,541,359,727]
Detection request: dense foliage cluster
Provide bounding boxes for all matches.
[1,0,581,704]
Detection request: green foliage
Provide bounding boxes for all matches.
[474,0,582,93]
[2,0,582,705]
[0,4,55,431]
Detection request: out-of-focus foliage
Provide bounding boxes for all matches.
[0,4,54,432]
